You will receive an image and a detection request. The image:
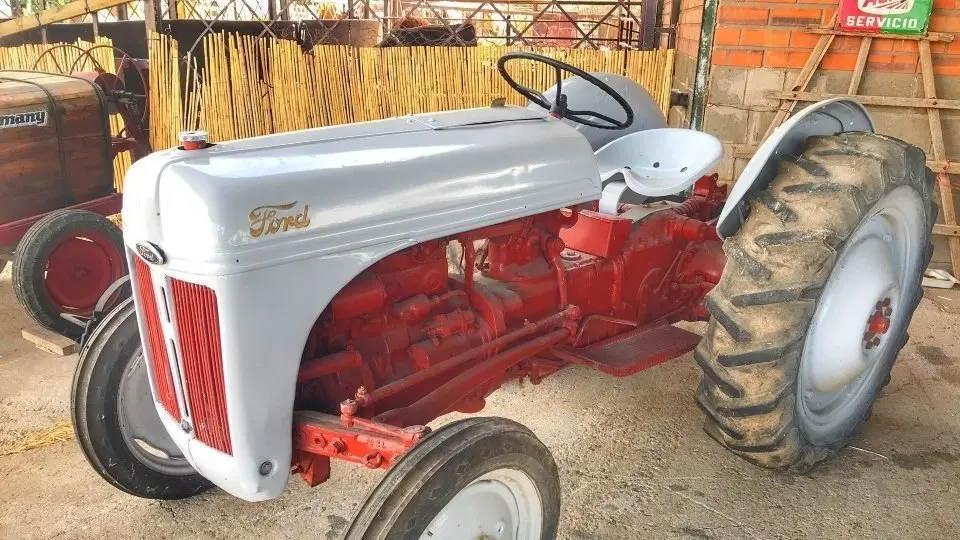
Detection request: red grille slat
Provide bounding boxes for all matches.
[170,279,232,455]
[133,257,181,421]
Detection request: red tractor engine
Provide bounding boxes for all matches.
[292,177,726,483]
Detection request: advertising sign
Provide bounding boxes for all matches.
[838,0,934,35]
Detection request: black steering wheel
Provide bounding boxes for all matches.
[497,52,634,130]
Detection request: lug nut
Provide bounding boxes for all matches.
[363,452,383,469]
[340,399,359,416]
[259,461,274,476]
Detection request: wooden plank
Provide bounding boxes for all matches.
[928,161,960,175]
[848,37,872,94]
[934,224,960,238]
[805,26,955,43]
[919,39,960,278]
[143,0,160,35]
[21,326,77,356]
[763,13,838,141]
[0,0,136,38]
[767,91,960,111]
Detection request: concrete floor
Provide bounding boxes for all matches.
[1,262,959,540]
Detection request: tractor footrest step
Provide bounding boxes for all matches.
[556,323,701,376]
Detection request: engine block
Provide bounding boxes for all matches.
[295,178,727,432]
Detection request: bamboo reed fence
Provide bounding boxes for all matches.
[1,35,676,187]
[150,32,676,151]
[0,37,134,191]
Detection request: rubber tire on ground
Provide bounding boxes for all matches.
[72,297,212,499]
[12,209,125,340]
[342,417,561,540]
[696,132,935,471]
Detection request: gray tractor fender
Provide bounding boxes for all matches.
[716,98,874,239]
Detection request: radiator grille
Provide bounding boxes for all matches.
[133,257,181,421]
[170,279,232,455]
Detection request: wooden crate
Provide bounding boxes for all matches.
[0,70,114,225]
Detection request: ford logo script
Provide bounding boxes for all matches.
[136,242,166,265]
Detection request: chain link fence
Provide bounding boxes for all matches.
[2,0,660,50]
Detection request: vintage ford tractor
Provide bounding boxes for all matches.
[72,52,934,538]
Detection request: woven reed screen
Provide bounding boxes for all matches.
[150,32,676,152]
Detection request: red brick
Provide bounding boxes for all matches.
[894,39,919,53]
[820,7,837,24]
[930,14,960,32]
[934,62,960,76]
[933,0,956,8]
[764,50,808,68]
[679,39,698,58]
[713,49,764,67]
[714,27,741,46]
[832,36,862,51]
[872,39,895,52]
[821,52,859,70]
[769,7,823,25]
[789,30,819,48]
[946,40,960,54]
[718,5,769,24]
[740,28,791,47]
[867,53,919,73]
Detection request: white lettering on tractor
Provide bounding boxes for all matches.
[0,109,48,129]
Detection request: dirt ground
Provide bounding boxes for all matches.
[1,262,959,540]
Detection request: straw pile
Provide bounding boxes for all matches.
[0,420,74,457]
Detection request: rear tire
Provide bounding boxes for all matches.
[696,132,935,471]
[343,417,560,540]
[72,297,211,499]
[13,209,126,340]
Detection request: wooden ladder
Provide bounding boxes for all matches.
[763,20,960,278]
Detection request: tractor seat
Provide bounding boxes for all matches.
[594,128,723,214]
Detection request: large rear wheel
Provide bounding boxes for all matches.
[343,417,560,540]
[696,132,935,470]
[72,297,211,499]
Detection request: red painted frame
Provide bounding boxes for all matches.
[0,193,122,248]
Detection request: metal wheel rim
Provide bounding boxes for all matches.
[117,350,195,476]
[798,185,925,441]
[44,231,125,315]
[419,467,544,540]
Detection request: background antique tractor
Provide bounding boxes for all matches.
[72,52,934,539]
[1,46,149,340]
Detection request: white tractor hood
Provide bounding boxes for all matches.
[122,106,601,275]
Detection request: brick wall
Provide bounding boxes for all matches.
[685,1,960,267]
[667,0,706,127]
[710,2,960,74]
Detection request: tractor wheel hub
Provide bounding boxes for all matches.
[864,298,893,349]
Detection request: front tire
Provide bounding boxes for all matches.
[696,132,935,471]
[72,297,211,499]
[343,417,560,540]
